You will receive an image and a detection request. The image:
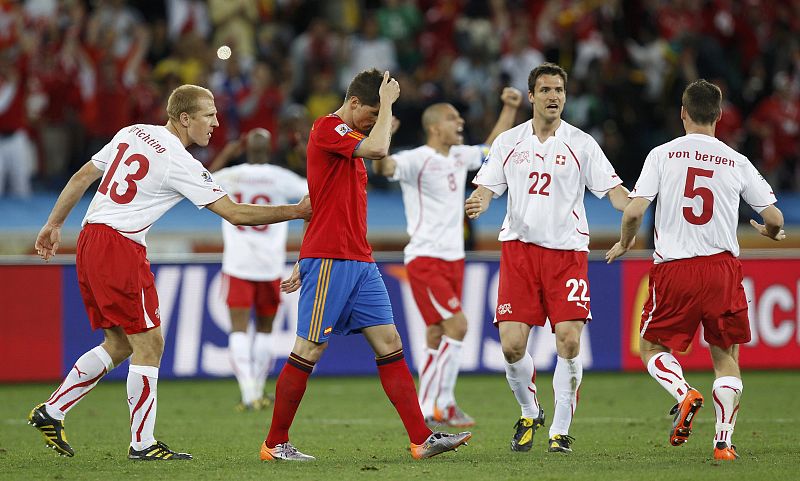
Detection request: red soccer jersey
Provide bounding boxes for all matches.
[300,114,373,262]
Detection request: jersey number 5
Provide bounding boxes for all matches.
[683,167,714,225]
[98,143,150,204]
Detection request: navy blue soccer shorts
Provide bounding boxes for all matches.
[296,258,394,343]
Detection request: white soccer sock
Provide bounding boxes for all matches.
[252,332,274,399]
[504,351,541,419]
[128,364,159,451]
[229,331,257,405]
[417,347,440,418]
[550,356,583,437]
[436,336,463,409]
[712,376,743,447]
[45,346,114,420]
[647,352,692,402]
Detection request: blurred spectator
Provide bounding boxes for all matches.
[275,104,310,177]
[208,0,258,61]
[305,72,341,121]
[0,49,35,197]
[339,14,398,92]
[377,0,423,70]
[289,17,339,100]
[166,0,210,41]
[499,29,544,94]
[237,62,284,152]
[748,72,800,189]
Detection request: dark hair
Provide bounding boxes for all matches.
[345,69,383,107]
[682,79,722,125]
[528,62,568,93]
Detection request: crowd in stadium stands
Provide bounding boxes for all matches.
[0,0,798,198]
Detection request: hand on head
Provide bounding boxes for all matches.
[379,71,400,105]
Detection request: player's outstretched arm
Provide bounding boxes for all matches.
[750,205,786,241]
[606,184,632,212]
[484,87,522,146]
[372,155,397,177]
[606,197,650,263]
[207,194,311,226]
[35,161,103,261]
[465,186,494,219]
[354,71,400,159]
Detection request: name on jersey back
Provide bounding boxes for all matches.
[129,126,167,154]
[669,149,734,167]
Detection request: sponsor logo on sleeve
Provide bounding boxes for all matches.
[335,123,352,136]
[201,171,214,183]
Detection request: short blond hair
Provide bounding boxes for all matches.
[166,85,214,121]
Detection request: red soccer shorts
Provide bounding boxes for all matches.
[76,224,160,335]
[406,257,464,325]
[222,274,281,317]
[640,252,750,352]
[495,240,591,330]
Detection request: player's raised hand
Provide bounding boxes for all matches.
[280,262,301,293]
[379,71,400,105]
[465,190,490,219]
[750,219,786,241]
[501,87,523,108]
[34,223,61,261]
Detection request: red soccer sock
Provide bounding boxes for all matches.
[265,353,314,448]
[376,349,433,445]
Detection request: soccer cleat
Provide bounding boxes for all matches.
[547,434,575,453]
[410,431,472,459]
[436,404,476,428]
[260,441,315,461]
[669,388,704,446]
[255,394,275,410]
[28,403,74,457]
[510,412,545,452]
[713,442,739,460]
[128,441,192,460]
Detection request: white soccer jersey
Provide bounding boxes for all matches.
[213,163,308,280]
[473,120,622,251]
[84,124,226,246]
[391,144,486,263]
[631,133,776,263]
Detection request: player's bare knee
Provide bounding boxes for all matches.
[501,343,526,364]
[426,324,444,348]
[442,312,468,341]
[557,337,581,358]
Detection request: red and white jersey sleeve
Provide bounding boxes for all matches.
[83,124,227,246]
[214,163,308,280]
[473,120,621,252]
[631,133,776,263]
[391,144,486,263]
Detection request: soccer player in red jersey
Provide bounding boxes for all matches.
[29,85,311,460]
[260,70,471,462]
[606,79,785,460]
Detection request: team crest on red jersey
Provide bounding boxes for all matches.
[334,123,352,136]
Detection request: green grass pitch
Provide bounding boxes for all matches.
[1,371,797,481]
